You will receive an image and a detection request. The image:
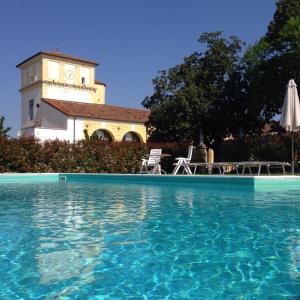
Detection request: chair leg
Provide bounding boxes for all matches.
[140,164,146,174]
[249,167,252,175]
[193,166,197,174]
[183,165,187,174]
[172,164,181,175]
[157,164,161,175]
[148,166,154,174]
[258,165,261,176]
[184,165,192,175]
[149,165,158,174]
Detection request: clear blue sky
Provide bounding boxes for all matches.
[0,0,276,136]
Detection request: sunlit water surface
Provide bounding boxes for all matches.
[0,181,300,299]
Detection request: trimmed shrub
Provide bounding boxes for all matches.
[0,135,297,173]
[0,138,151,173]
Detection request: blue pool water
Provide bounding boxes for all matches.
[0,177,300,298]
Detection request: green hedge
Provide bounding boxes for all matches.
[0,138,190,174]
[0,135,297,173]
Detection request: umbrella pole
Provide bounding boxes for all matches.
[292,131,295,174]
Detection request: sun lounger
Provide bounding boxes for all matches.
[240,161,291,175]
[185,161,290,175]
[187,162,241,175]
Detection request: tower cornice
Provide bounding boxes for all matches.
[19,80,97,93]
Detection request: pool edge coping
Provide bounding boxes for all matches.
[0,172,299,180]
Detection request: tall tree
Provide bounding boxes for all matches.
[0,116,11,138]
[266,0,300,42]
[244,0,300,122]
[143,32,247,145]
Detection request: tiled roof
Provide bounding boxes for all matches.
[42,98,149,123]
[16,51,99,68]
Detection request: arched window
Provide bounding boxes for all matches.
[122,132,140,143]
[91,129,113,141]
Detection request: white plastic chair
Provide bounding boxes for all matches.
[172,145,194,175]
[140,149,162,174]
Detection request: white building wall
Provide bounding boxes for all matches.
[34,128,70,141]
[34,118,84,142]
[34,61,41,81]
[45,86,92,102]
[80,67,90,84]
[21,61,41,87]
[40,102,67,129]
[21,87,41,129]
[48,61,59,79]
[71,118,84,141]
[20,127,35,137]
[28,65,34,85]
[20,88,86,141]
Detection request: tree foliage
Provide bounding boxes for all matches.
[266,0,300,42]
[143,0,300,144]
[0,116,11,138]
[143,32,248,145]
[244,0,300,121]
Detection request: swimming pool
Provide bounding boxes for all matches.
[0,174,300,298]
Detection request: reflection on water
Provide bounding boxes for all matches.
[0,182,300,298]
[31,183,154,296]
[287,229,300,280]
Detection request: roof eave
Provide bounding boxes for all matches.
[16,51,99,68]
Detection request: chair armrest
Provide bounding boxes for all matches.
[175,157,188,160]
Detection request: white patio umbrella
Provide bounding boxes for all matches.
[279,79,300,174]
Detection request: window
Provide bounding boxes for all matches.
[29,99,34,121]
[81,77,85,84]
[122,132,140,143]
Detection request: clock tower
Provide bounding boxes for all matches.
[17,51,106,131]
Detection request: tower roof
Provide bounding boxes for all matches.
[16,51,99,68]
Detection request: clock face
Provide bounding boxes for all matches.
[65,70,75,80]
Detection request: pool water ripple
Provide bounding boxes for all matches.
[0,181,300,298]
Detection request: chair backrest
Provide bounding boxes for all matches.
[187,145,194,161]
[148,149,162,164]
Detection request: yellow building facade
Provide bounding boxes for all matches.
[17,51,149,142]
